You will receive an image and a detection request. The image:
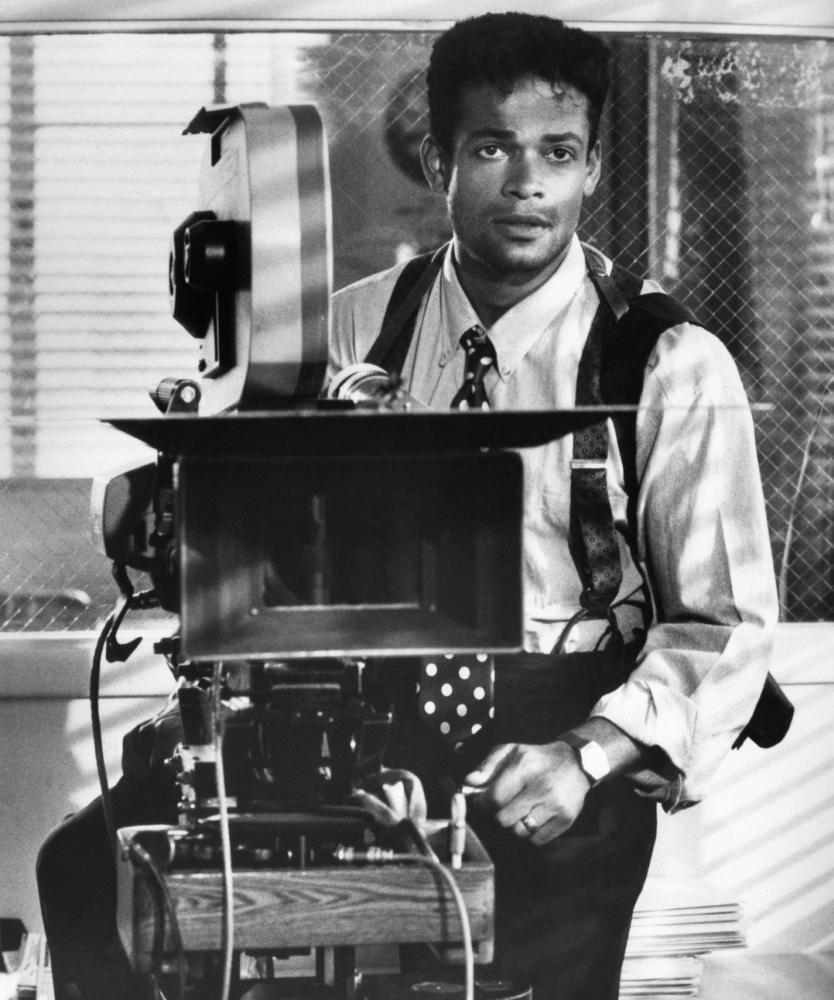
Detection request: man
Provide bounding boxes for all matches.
[329,11,777,999]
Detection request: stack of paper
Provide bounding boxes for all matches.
[14,935,52,1000]
[627,876,746,957]
[620,956,703,997]
[619,876,746,999]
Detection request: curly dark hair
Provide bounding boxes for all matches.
[427,12,610,155]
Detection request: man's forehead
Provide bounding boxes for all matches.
[455,75,590,129]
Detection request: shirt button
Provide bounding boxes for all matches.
[501,367,511,376]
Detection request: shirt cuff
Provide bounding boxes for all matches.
[591,677,699,811]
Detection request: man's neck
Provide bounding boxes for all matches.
[452,242,571,328]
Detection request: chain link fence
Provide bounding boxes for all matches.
[1,29,832,630]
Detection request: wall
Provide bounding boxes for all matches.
[0,629,173,933]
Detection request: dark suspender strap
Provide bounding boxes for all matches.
[603,289,696,507]
[364,243,448,373]
[569,250,642,615]
[583,243,631,321]
[571,246,693,618]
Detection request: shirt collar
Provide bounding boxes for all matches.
[437,235,589,378]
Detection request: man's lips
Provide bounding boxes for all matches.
[493,214,551,233]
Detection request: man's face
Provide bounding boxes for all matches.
[422,75,600,286]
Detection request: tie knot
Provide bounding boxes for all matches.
[460,325,490,352]
[452,326,497,411]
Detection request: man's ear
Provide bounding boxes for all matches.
[420,134,449,193]
[584,140,602,198]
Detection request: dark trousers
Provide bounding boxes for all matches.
[37,775,178,1000]
[377,650,658,1000]
[37,651,656,1000]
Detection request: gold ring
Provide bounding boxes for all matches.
[521,814,538,833]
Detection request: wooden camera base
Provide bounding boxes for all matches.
[116,822,494,980]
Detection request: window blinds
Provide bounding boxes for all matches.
[0,31,282,476]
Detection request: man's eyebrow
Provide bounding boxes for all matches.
[466,128,516,140]
[466,128,585,145]
[542,132,585,145]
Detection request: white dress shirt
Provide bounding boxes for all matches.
[329,235,778,809]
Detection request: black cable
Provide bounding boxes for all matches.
[128,841,165,979]
[127,840,189,1000]
[212,663,234,1000]
[91,576,158,859]
[90,610,118,860]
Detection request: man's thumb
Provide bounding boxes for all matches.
[464,742,514,786]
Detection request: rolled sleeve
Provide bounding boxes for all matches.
[593,324,778,809]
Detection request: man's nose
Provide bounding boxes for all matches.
[503,151,545,198]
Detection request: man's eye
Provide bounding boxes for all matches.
[546,147,575,162]
[476,144,505,159]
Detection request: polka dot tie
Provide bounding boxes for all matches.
[419,327,497,745]
[450,325,497,411]
[417,654,495,746]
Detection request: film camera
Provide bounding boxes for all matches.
[92,103,605,997]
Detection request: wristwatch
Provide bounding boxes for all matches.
[559,732,611,787]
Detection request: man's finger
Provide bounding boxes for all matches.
[463,742,515,787]
[529,813,572,845]
[496,791,543,830]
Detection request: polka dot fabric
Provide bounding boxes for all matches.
[417,652,495,744]
[450,325,497,411]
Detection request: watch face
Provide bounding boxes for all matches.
[579,740,610,783]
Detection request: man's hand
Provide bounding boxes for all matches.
[464,718,653,845]
[463,740,591,845]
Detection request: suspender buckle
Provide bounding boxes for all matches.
[553,597,624,655]
[570,458,607,471]
[580,586,614,616]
